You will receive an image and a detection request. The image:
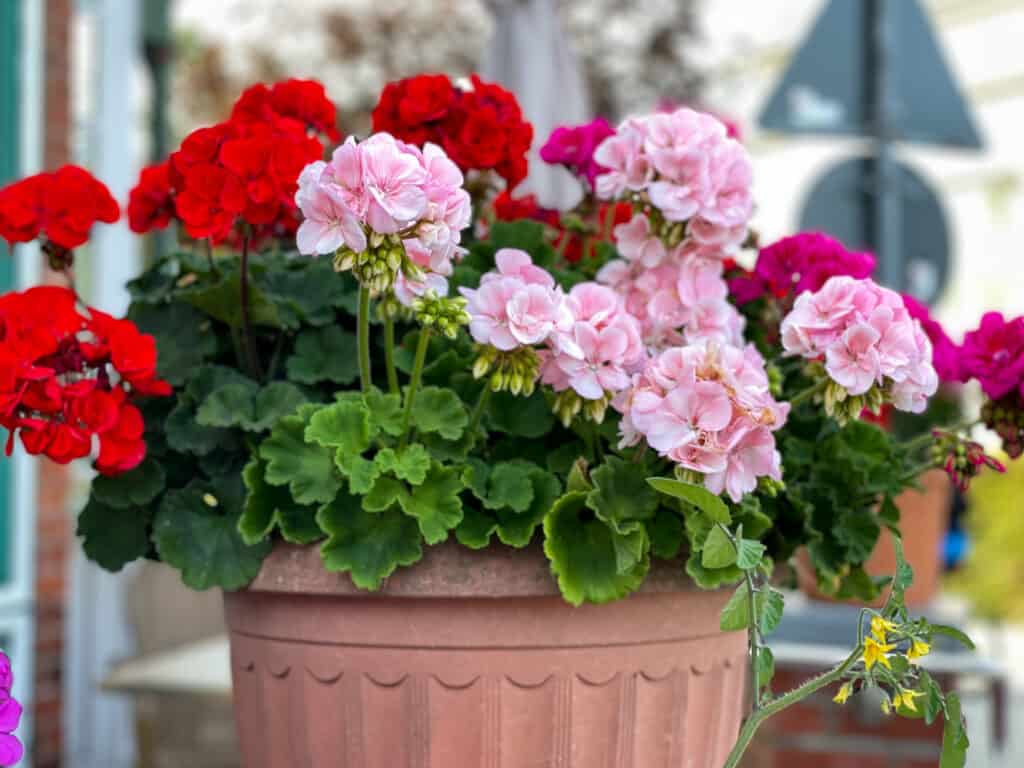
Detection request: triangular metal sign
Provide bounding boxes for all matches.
[759,0,982,149]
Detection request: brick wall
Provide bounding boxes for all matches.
[745,666,946,768]
[34,2,74,766]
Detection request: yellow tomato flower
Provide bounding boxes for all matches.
[907,639,931,663]
[862,636,896,670]
[898,688,923,712]
[833,682,853,705]
[870,615,898,641]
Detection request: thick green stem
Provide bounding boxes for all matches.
[469,385,492,436]
[789,379,826,407]
[358,286,372,393]
[399,329,431,449]
[722,645,864,768]
[744,569,761,713]
[384,315,399,395]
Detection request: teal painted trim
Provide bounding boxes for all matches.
[0,0,21,586]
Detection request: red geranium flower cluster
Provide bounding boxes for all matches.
[0,165,119,250]
[129,79,339,243]
[373,73,533,189]
[0,286,170,475]
[492,191,632,263]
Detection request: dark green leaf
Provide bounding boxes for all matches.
[196,380,307,433]
[647,478,730,523]
[77,497,152,572]
[286,325,360,385]
[374,445,431,485]
[455,505,499,549]
[496,469,560,547]
[587,456,659,534]
[128,302,217,386]
[317,494,422,589]
[397,462,464,544]
[939,693,969,768]
[154,481,271,590]
[178,269,281,328]
[834,510,881,563]
[542,491,649,606]
[239,458,320,545]
[478,462,534,512]
[90,458,166,510]
[487,390,555,438]
[648,509,685,559]
[304,400,372,454]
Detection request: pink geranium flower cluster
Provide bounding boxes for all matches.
[616,342,789,502]
[781,276,939,413]
[539,283,645,400]
[460,249,571,351]
[593,108,753,249]
[295,132,471,300]
[597,237,745,349]
[901,294,962,384]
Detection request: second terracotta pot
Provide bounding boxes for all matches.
[224,541,747,767]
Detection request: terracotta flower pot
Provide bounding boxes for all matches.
[224,541,747,767]
[796,469,952,607]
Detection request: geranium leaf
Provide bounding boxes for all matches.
[286,325,360,385]
[165,400,235,456]
[317,494,422,590]
[647,478,731,523]
[248,382,309,432]
[410,386,468,440]
[374,445,431,485]
[154,480,271,591]
[77,497,152,572]
[253,254,357,327]
[260,404,342,505]
[364,388,404,436]
[479,462,534,512]
[455,505,499,549]
[587,456,659,533]
[195,381,259,428]
[702,525,737,569]
[648,509,685,559]
[487,390,554,438]
[495,469,561,548]
[178,268,282,328]
[543,491,649,606]
[833,509,881,563]
[304,400,372,455]
[397,462,464,544]
[335,452,380,495]
[91,457,166,509]
[128,301,217,386]
[239,458,321,546]
[361,476,408,513]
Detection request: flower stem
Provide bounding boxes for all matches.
[722,645,864,768]
[744,569,761,713]
[357,285,372,393]
[469,385,492,436]
[239,235,262,379]
[384,315,399,395]
[399,328,431,449]
[789,379,826,407]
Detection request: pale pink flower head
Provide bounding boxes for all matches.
[564,282,623,328]
[782,276,939,413]
[462,277,521,351]
[614,213,667,267]
[699,139,753,228]
[325,137,367,216]
[294,161,367,255]
[704,424,783,502]
[359,132,428,234]
[393,271,449,308]
[506,283,568,346]
[593,122,653,199]
[485,248,555,287]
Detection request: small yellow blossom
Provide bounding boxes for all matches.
[880,696,892,715]
[862,636,896,670]
[907,639,931,663]
[833,682,853,705]
[870,615,898,641]
[897,688,923,712]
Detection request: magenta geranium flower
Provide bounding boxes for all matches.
[539,118,616,189]
[959,312,1024,400]
[0,652,22,767]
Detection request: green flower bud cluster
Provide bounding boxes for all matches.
[767,363,784,398]
[472,345,540,396]
[334,233,421,296]
[551,389,613,428]
[823,379,885,426]
[672,465,704,486]
[757,476,786,497]
[411,295,470,339]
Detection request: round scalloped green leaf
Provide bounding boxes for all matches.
[487,390,554,438]
[90,457,166,510]
[587,456,659,532]
[374,445,431,485]
[128,302,217,386]
[316,494,422,590]
[479,462,534,512]
[305,400,372,454]
[396,462,464,544]
[409,386,468,440]
[154,482,271,591]
[286,325,360,385]
[495,469,561,548]
[648,509,685,560]
[178,269,282,328]
[542,491,649,606]
[455,505,499,549]
[77,497,152,572]
[260,406,342,505]
[239,458,321,546]
[364,389,404,436]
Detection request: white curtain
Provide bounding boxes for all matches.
[481,0,591,209]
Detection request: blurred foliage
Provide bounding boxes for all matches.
[947,455,1024,621]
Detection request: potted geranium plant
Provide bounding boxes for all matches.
[0,73,1013,767]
